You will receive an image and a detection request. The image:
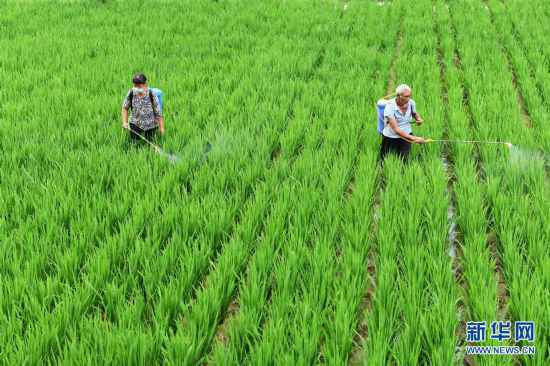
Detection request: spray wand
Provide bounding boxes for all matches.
[425,138,513,149]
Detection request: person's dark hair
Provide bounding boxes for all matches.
[132,73,147,84]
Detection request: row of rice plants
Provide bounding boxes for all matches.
[257,22,389,365]
[496,0,550,125]
[485,0,550,150]
[161,4,344,364]
[318,2,398,364]
[207,111,328,365]
[484,0,550,326]
[393,1,460,362]
[207,13,355,366]
[205,64,347,364]
[209,9,393,361]
[434,3,507,365]
[448,1,549,364]
[488,1,548,149]
[358,0,460,364]
[175,64,346,364]
[243,103,354,365]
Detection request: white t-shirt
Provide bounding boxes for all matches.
[382,98,416,138]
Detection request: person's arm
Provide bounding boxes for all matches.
[411,100,423,125]
[158,116,165,135]
[388,117,425,143]
[122,107,129,129]
[413,112,424,125]
[122,92,131,128]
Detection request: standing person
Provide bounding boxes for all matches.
[380,84,426,162]
[122,73,165,145]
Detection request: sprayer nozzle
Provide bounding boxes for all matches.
[505,142,513,149]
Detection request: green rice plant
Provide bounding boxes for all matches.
[433,4,504,365]
[446,1,549,364]
[1,0,547,364]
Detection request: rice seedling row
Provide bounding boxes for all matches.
[486,0,550,148]
[434,3,507,365]
[340,3,407,363]
[431,1,469,361]
[497,0,550,137]
[160,15,343,365]
[316,3,401,364]
[208,33,356,366]
[448,1,549,364]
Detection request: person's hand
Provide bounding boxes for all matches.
[122,122,128,130]
[160,126,165,135]
[414,136,426,144]
[415,117,424,125]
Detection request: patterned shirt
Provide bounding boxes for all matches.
[122,89,162,131]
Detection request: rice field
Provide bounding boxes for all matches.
[1,0,548,365]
